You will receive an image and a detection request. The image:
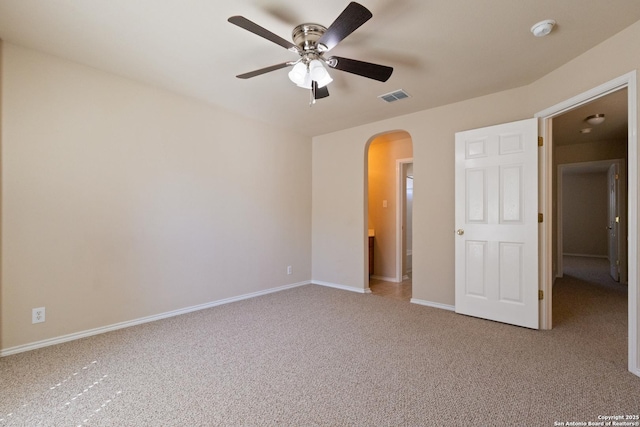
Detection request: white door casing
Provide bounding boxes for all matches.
[455,118,539,329]
[396,158,413,282]
[608,163,621,281]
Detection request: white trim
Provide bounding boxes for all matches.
[536,73,634,118]
[535,70,638,378]
[562,253,608,259]
[313,281,372,294]
[410,298,455,311]
[370,275,399,283]
[396,158,413,283]
[0,281,311,357]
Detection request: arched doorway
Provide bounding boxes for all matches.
[365,130,413,300]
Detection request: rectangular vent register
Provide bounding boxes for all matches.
[378,89,410,103]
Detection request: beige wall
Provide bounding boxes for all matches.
[562,172,608,256]
[0,43,312,351]
[312,20,640,306]
[367,132,412,280]
[556,139,627,165]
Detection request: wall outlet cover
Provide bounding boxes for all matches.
[32,307,46,324]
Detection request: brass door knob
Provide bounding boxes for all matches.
[456,229,464,236]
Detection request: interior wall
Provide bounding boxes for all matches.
[0,40,3,348]
[0,43,312,351]
[562,172,608,256]
[367,132,412,281]
[312,19,640,307]
[555,139,627,164]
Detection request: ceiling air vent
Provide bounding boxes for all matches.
[378,89,410,103]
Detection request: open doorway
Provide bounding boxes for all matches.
[553,88,629,284]
[557,159,627,283]
[365,131,413,301]
[551,90,629,367]
[537,72,638,377]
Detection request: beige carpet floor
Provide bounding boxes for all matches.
[1,257,638,426]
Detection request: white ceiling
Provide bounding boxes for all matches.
[1,0,640,137]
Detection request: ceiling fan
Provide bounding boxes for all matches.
[228,2,393,104]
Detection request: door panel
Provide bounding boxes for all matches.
[455,118,538,329]
[466,169,487,223]
[466,240,487,297]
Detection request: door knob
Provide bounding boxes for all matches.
[456,229,465,236]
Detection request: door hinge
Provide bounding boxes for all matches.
[616,259,620,266]
[538,136,543,147]
[538,213,543,223]
[538,290,544,300]
[615,173,619,180]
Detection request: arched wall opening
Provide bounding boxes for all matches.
[364,130,413,291]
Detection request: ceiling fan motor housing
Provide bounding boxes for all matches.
[292,24,328,52]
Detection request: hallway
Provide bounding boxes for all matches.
[553,256,627,361]
[369,275,412,302]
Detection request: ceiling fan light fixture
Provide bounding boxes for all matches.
[297,72,313,89]
[290,59,333,89]
[585,114,605,125]
[316,73,333,88]
[309,60,327,80]
[288,62,308,86]
[310,60,333,88]
[530,19,556,37]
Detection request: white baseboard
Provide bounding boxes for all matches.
[370,275,399,283]
[563,253,607,258]
[410,298,455,312]
[0,280,312,357]
[313,281,371,294]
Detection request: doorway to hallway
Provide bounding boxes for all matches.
[365,131,413,300]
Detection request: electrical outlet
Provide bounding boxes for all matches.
[287,266,292,275]
[32,307,45,324]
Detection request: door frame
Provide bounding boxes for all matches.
[396,158,413,282]
[535,70,638,376]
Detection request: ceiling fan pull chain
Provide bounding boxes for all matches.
[309,87,316,106]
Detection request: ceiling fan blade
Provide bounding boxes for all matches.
[236,62,293,79]
[312,81,330,99]
[317,2,372,51]
[228,16,300,52]
[326,56,393,82]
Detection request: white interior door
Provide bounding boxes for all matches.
[608,163,620,281]
[455,118,539,329]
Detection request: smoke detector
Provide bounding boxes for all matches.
[531,19,556,37]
